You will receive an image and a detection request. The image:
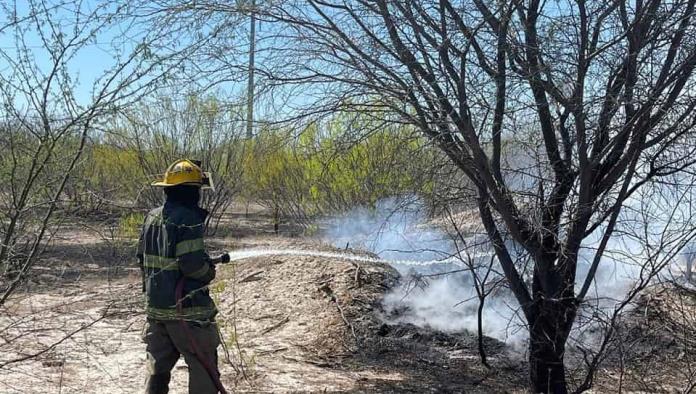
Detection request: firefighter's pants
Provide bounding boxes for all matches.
[143,319,220,394]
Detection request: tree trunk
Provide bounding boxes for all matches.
[528,300,575,394]
[273,205,280,234]
[529,334,567,393]
[477,295,490,368]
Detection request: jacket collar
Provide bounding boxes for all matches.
[163,201,209,220]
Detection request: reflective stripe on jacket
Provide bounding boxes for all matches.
[136,201,216,322]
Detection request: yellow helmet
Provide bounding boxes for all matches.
[152,159,213,189]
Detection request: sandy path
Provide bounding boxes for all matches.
[0,236,525,393]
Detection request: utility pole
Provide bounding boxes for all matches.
[245,0,256,139]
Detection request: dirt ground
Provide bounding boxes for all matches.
[0,229,526,393]
[1,210,695,393]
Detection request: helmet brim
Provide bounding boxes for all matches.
[151,181,204,188]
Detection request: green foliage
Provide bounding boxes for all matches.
[239,117,435,220]
[303,223,320,236]
[61,97,439,223]
[88,144,143,199]
[118,212,145,239]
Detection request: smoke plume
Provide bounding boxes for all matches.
[323,199,527,347]
[322,197,688,350]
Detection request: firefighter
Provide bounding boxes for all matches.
[137,159,224,394]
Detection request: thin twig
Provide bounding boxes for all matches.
[0,305,112,368]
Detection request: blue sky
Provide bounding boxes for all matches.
[0,1,316,125]
[0,1,137,106]
[0,1,247,113]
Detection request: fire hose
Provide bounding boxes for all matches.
[175,253,231,394]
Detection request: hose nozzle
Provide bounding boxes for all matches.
[211,253,231,265]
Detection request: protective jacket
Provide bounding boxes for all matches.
[137,201,217,322]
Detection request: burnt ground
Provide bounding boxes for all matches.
[1,209,695,393]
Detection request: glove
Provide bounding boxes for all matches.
[209,262,216,280]
[200,261,216,284]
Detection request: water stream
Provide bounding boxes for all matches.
[225,248,492,268]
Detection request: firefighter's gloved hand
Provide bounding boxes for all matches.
[198,259,216,284]
[208,262,216,281]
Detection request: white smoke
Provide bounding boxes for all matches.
[322,198,528,347]
[321,195,692,350]
[323,199,453,262]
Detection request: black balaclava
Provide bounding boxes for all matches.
[164,185,201,208]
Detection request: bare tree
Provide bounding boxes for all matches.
[566,173,696,391]
[444,206,503,369]
[0,0,215,304]
[115,93,247,232]
[234,1,696,392]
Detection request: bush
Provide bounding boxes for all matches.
[64,100,446,229]
[240,117,439,223]
[117,212,145,240]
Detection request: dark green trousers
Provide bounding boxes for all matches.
[143,319,220,394]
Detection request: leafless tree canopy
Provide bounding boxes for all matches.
[249,1,696,392]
